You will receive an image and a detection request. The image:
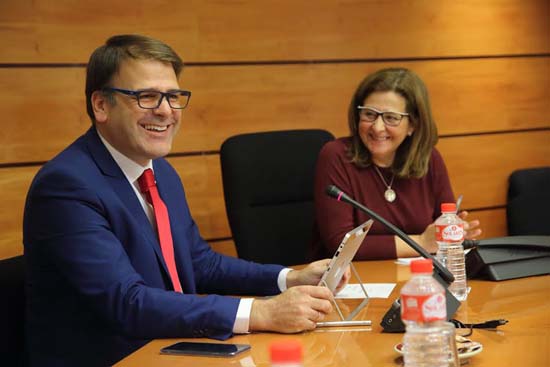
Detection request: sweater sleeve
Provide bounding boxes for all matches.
[312,141,354,257]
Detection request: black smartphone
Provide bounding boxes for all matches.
[160,341,251,357]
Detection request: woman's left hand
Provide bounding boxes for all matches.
[458,211,482,239]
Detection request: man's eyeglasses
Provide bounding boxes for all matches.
[357,106,409,127]
[104,87,192,110]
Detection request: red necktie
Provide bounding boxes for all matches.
[138,169,183,292]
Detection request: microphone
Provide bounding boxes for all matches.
[326,184,455,284]
[326,185,461,332]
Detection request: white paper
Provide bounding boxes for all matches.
[395,256,424,266]
[335,283,396,299]
[239,356,256,367]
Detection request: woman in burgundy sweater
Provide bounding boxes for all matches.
[310,68,481,260]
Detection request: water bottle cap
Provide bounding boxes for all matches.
[270,339,302,363]
[410,258,433,273]
[441,203,457,212]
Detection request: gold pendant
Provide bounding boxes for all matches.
[384,188,396,202]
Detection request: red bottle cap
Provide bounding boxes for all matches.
[270,339,302,363]
[441,203,457,212]
[410,258,433,273]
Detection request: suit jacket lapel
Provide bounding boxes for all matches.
[84,128,172,283]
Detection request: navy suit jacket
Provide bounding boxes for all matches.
[23,128,284,366]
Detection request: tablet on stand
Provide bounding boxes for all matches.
[317,219,373,327]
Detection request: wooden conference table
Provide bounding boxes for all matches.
[115,260,550,366]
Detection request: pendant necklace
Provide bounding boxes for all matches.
[374,165,396,202]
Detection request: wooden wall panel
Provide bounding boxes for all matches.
[182,57,550,145]
[1,57,548,164]
[469,208,508,240]
[3,131,546,259]
[1,0,548,63]
[167,155,231,240]
[439,131,550,210]
[0,67,89,163]
[1,0,549,262]
[0,166,39,259]
[209,240,237,258]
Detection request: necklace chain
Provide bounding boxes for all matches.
[374,166,395,187]
[374,166,397,202]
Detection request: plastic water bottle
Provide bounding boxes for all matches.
[269,339,303,367]
[435,203,468,301]
[400,259,450,367]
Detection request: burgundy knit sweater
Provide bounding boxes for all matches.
[310,137,455,260]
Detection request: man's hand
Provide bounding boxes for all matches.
[286,259,351,294]
[249,285,333,333]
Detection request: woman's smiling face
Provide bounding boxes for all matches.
[358,91,414,167]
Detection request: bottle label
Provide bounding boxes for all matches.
[401,293,447,322]
[435,223,464,242]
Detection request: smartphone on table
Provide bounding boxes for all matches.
[160,341,251,357]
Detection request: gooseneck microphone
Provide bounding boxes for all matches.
[326,184,455,284]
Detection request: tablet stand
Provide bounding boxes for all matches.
[317,263,372,327]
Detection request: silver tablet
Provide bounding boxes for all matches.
[318,220,373,293]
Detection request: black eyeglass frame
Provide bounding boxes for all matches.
[357,105,409,127]
[104,87,192,110]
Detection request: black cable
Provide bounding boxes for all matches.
[450,318,508,329]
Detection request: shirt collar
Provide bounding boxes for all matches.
[97,131,153,183]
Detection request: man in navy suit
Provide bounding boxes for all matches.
[23,35,342,366]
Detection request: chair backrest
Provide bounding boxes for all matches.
[0,255,26,366]
[220,129,335,265]
[507,167,550,235]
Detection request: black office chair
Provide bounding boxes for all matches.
[507,167,550,235]
[220,129,335,266]
[0,255,26,366]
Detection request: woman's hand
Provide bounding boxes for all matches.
[458,211,482,239]
[417,211,482,253]
[396,223,438,257]
[418,223,438,254]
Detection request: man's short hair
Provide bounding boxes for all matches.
[85,34,184,122]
